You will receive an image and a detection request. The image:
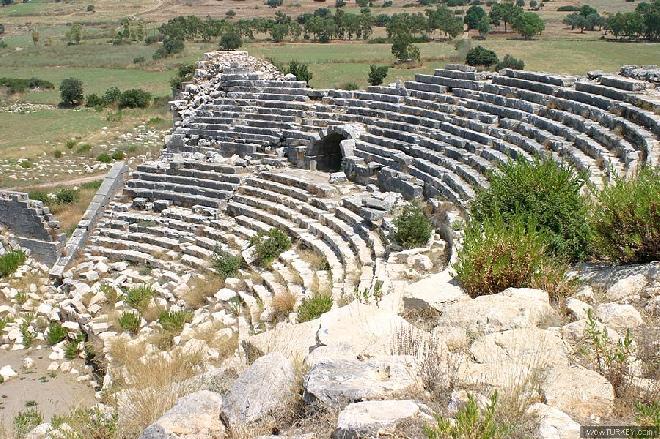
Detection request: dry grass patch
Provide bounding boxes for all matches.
[272,289,297,319]
[183,273,225,308]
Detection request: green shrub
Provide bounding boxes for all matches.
[19,321,34,347]
[53,149,63,158]
[158,310,192,332]
[64,336,82,360]
[470,157,591,261]
[133,56,145,64]
[28,190,49,203]
[96,153,112,163]
[76,143,92,154]
[342,82,359,90]
[368,64,389,86]
[219,29,242,50]
[103,86,122,106]
[46,321,67,345]
[250,228,292,266]
[55,188,79,204]
[495,54,525,70]
[59,78,83,106]
[170,63,195,90]
[65,139,77,149]
[393,201,433,249]
[85,93,104,108]
[14,408,43,438]
[0,250,27,278]
[466,45,499,67]
[297,292,333,322]
[287,61,313,82]
[125,285,154,311]
[212,249,243,278]
[589,166,659,264]
[635,401,660,429]
[118,89,151,109]
[118,311,140,334]
[0,77,54,94]
[424,392,512,439]
[111,150,125,160]
[454,216,572,298]
[19,160,32,169]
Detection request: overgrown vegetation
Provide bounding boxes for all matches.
[250,228,292,267]
[46,321,67,345]
[470,157,591,261]
[393,201,433,249]
[118,311,141,334]
[158,310,192,333]
[13,408,43,438]
[124,285,155,312]
[0,250,27,278]
[424,393,513,439]
[0,77,54,94]
[455,216,571,299]
[589,167,659,264]
[297,292,333,322]
[212,249,243,279]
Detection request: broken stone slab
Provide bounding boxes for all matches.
[528,403,581,439]
[303,356,420,409]
[332,400,432,439]
[595,303,644,329]
[221,352,297,430]
[402,269,468,311]
[540,365,615,421]
[435,288,555,334]
[140,390,224,439]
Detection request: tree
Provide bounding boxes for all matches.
[516,0,525,7]
[220,28,242,50]
[490,2,523,32]
[464,5,486,30]
[477,15,491,38]
[66,23,82,45]
[391,31,419,62]
[59,78,83,107]
[466,45,498,67]
[512,11,545,39]
[270,23,289,42]
[368,64,389,85]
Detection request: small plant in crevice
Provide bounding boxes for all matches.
[13,408,43,438]
[583,309,634,396]
[212,249,243,279]
[0,249,26,278]
[46,321,67,345]
[118,311,141,335]
[250,228,292,267]
[125,285,154,312]
[297,292,333,322]
[158,310,192,333]
[424,392,513,439]
[393,201,433,249]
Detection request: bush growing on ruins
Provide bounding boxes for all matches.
[368,64,389,86]
[64,336,82,359]
[495,54,525,70]
[251,228,292,266]
[119,88,152,109]
[59,78,84,107]
[393,201,433,249]
[424,392,512,439]
[297,292,333,322]
[466,45,498,67]
[219,28,242,50]
[589,166,659,264]
[97,153,112,163]
[0,250,27,278]
[55,188,79,204]
[118,311,141,334]
[46,321,67,345]
[287,60,313,82]
[158,310,193,333]
[170,63,195,90]
[455,215,571,298]
[212,249,243,278]
[13,408,43,438]
[125,285,155,311]
[470,157,591,261]
[112,150,125,160]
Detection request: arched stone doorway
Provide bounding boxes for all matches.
[307,124,363,173]
[315,132,345,172]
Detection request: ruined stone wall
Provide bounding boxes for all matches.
[50,162,129,278]
[0,191,65,265]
